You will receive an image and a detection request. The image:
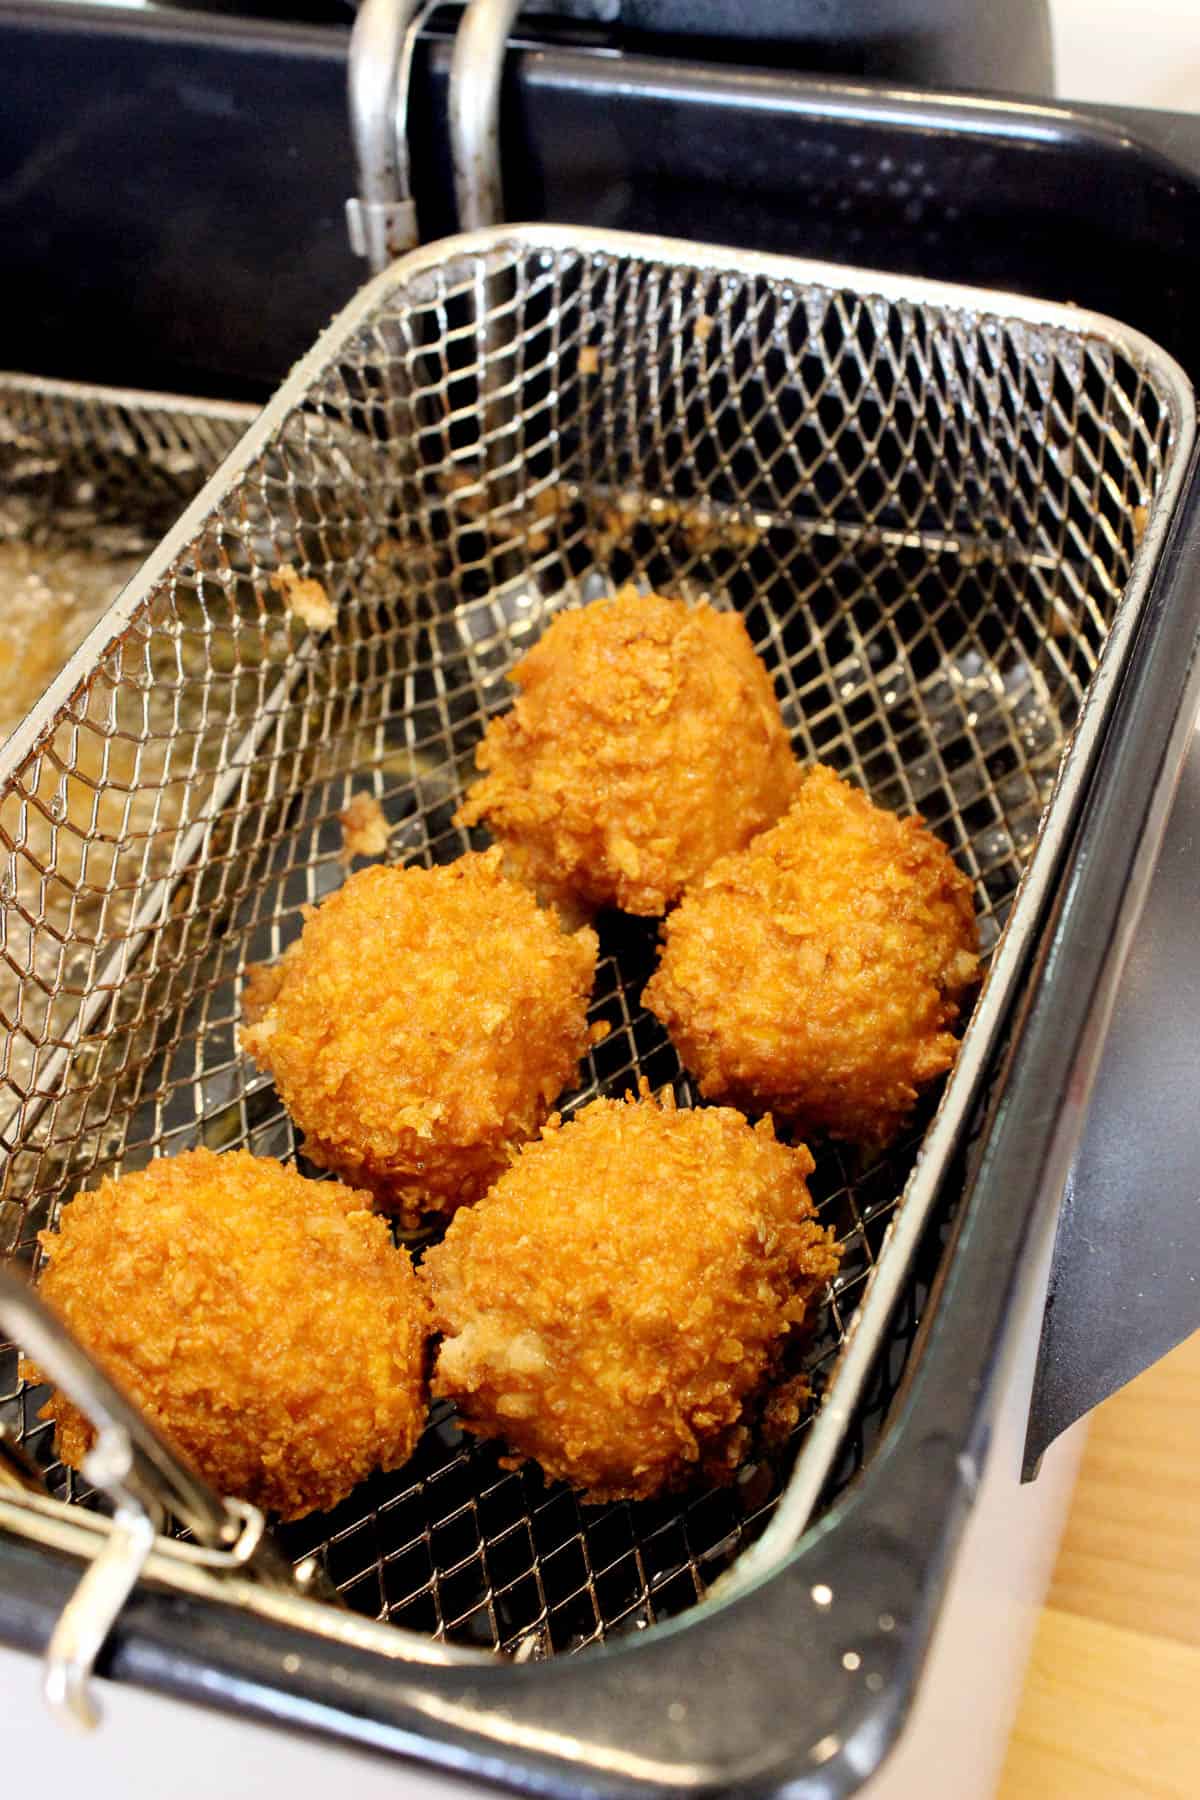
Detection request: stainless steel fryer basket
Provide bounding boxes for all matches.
[0,375,261,1106]
[0,229,1192,1677]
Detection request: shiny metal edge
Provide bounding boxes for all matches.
[0,1269,234,1547]
[0,226,1193,1657]
[450,0,525,232]
[0,1492,486,1667]
[0,372,260,425]
[0,644,320,1151]
[345,0,428,270]
[0,368,304,1145]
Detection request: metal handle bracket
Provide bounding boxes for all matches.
[43,1427,160,1731]
[347,0,445,272]
[0,1263,338,1730]
[347,0,523,270]
[346,196,419,268]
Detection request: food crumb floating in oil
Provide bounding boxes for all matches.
[271,562,337,633]
[643,764,980,1145]
[240,849,598,1225]
[455,586,801,916]
[24,1148,430,1520]
[338,791,390,865]
[420,1083,840,1502]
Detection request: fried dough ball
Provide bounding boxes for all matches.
[454,587,800,916]
[643,765,980,1145]
[25,1150,429,1520]
[421,1088,839,1502]
[241,850,597,1225]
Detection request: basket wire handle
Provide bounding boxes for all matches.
[346,0,433,270]
[449,0,524,232]
[347,0,521,269]
[0,1264,335,1729]
[0,1264,238,1542]
[43,1429,160,1731]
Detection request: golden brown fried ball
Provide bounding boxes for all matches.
[643,765,981,1145]
[420,1087,839,1502]
[26,1149,429,1520]
[241,850,597,1225]
[454,587,800,916]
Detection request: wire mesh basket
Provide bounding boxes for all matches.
[0,230,1192,1673]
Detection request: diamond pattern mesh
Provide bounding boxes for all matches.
[0,242,1180,1659]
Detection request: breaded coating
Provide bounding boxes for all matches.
[25,1150,429,1520]
[454,587,800,916]
[421,1088,839,1502]
[241,850,598,1225]
[643,765,981,1145]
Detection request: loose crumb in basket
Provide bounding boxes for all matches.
[680,501,761,554]
[241,944,299,1028]
[420,1083,839,1502]
[593,490,761,562]
[693,314,715,344]
[370,534,414,564]
[760,1371,814,1450]
[643,763,980,1146]
[442,474,573,552]
[578,345,601,377]
[338,792,390,865]
[443,466,489,520]
[1132,503,1149,547]
[524,484,572,553]
[1048,596,1075,639]
[25,1148,430,1521]
[368,532,442,579]
[271,563,336,632]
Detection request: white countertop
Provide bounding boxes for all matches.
[1051,0,1199,111]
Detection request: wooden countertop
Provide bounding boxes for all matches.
[998,1327,1200,1798]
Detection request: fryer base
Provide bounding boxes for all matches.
[0,1276,1085,1800]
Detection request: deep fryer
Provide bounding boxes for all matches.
[3,9,1200,1799]
[1,213,1196,1789]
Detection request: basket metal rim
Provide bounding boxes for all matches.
[0,370,261,427]
[0,227,1193,1676]
[0,223,1192,782]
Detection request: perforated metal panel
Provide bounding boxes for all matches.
[0,234,1187,1660]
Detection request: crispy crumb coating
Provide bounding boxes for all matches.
[240,850,598,1225]
[421,1088,839,1502]
[643,765,981,1145]
[454,588,800,916]
[25,1150,429,1520]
